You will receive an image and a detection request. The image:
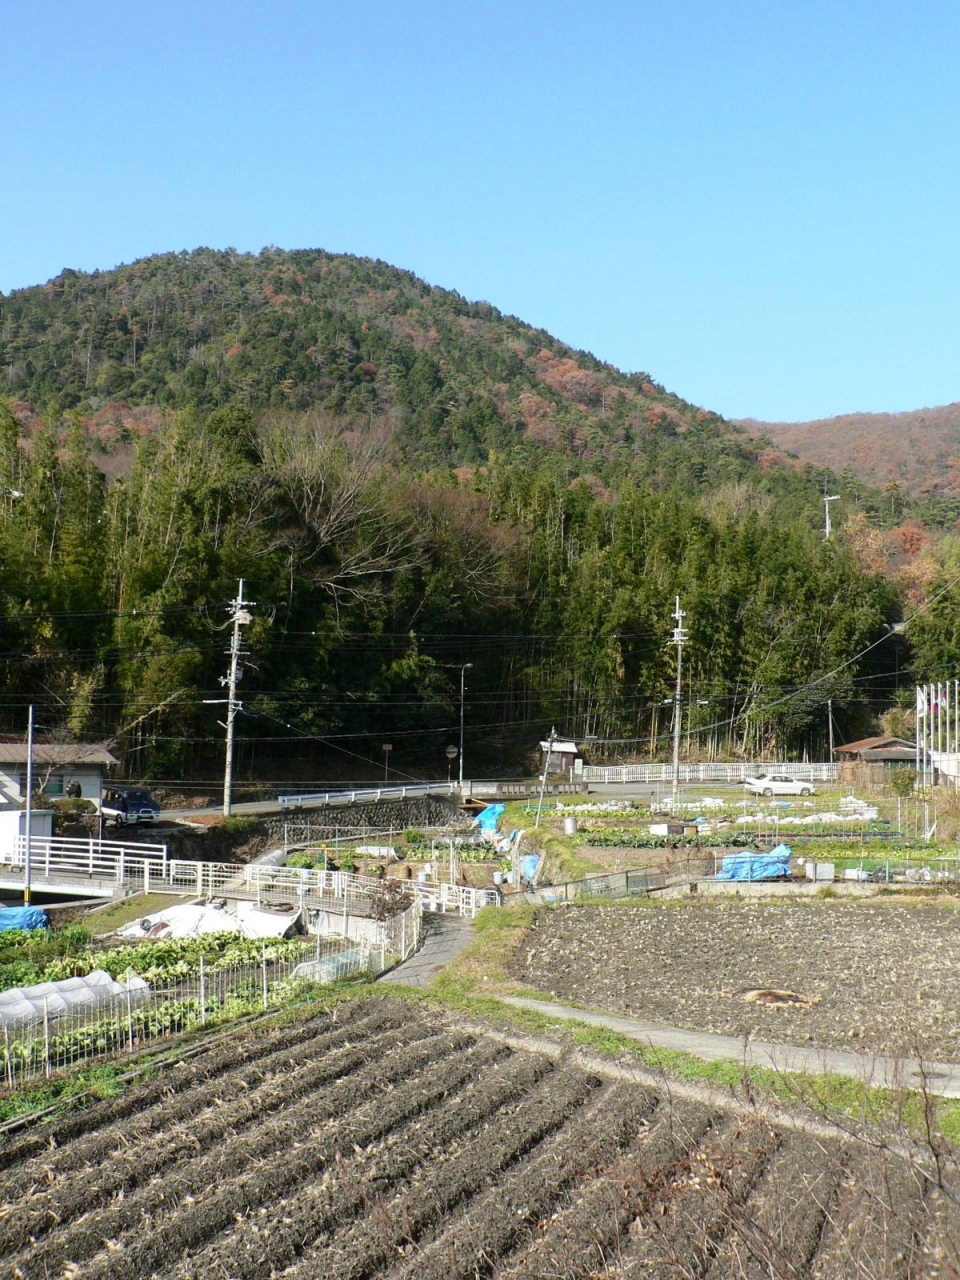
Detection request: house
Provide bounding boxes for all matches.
[834,736,916,785]
[0,740,119,807]
[538,739,583,777]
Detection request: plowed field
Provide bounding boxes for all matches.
[514,899,960,1059]
[1,996,957,1278]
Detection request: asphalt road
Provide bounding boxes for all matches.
[160,780,702,821]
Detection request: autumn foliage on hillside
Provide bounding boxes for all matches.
[739,404,960,500]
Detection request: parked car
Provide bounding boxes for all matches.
[100,786,161,827]
[743,773,815,797]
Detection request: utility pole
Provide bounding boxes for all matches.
[535,727,557,829]
[458,662,473,793]
[670,597,687,814]
[827,697,834,760]
[23,706,33,905]
[824,494,839,540]
[206,580,254,817]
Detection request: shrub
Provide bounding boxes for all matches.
[889,768,917,797]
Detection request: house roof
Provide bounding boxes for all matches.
[835,736,914,756]
[0,740,118,767]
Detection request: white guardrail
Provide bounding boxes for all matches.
[3,837,497,918]
[583,762,839,784]
[278,782,459,809]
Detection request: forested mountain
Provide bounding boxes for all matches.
[738,404,960,519]
[0,248,945,779]
[3,247,812,487]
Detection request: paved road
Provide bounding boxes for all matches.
[378,913,475,989]
[499,996,960,1098]
[161,781,689,821]
[162,798,286,820]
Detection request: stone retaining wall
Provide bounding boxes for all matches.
[265,795,461,843]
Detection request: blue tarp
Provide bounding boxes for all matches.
[0,907,48,932]
[715,844,791,882]
[519,854,539,884]
[473,804,505,834]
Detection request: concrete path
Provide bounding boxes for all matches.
[379,913,475,989]
[499,996,960,1098]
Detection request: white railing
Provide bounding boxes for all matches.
[583,762,839,784]
[0,840,496,918]
[278,782,459,809]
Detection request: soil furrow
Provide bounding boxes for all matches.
[166,1046,552,1280]
[389,1082,658,1280]
[0,996,392,1183]
[811,1149,927,1280]
[607,1116,781,1278]
[496,1100,715,1280]
[0,1015,427,1255]
[0,1001,409,1223]
[0,997,379,1171]
[284,1063,601,1280]
[913,1182,960,1280]
[702,1130,848,1280]
[15,1031,486,1280]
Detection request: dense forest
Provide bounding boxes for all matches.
[0,247,953,780]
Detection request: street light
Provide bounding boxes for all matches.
[458,663,473,793]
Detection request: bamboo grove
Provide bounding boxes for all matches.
[0,394,913,778]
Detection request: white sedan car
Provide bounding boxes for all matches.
[743,773,815,797]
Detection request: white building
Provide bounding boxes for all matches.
[0,740,118,807]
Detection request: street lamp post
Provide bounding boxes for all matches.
[458,663,473,793]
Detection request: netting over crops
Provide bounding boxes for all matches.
[0,969,150,1029]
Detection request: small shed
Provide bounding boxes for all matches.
[0,809,55,859]
[0,739,118,806]
[538,739,582,776]
[835,736,916,786]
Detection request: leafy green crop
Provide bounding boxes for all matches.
[1,933,307,990]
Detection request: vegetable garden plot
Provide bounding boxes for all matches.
[0,934,374,1086]
[1,996,958,1279]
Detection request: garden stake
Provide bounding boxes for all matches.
[43,997,51,1079]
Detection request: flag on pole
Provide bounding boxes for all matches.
[917,687,927,715]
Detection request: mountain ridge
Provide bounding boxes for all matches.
[0,246,799,492]
[737,403,960,504]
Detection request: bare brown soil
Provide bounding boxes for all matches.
[514,899,960,1060]
[1,996,958,1278]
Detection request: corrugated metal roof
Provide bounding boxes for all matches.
[835,736,914,755]
[0,743,118,766]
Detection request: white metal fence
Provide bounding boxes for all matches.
[0,935,389,1088]
[583,762,839,784]
[278,781,459,808]
[2,839,497,917]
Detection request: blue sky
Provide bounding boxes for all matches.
[2,0,958,422]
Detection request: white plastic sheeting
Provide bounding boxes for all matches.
[118,902,301,941]
[0,969,150,1029]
